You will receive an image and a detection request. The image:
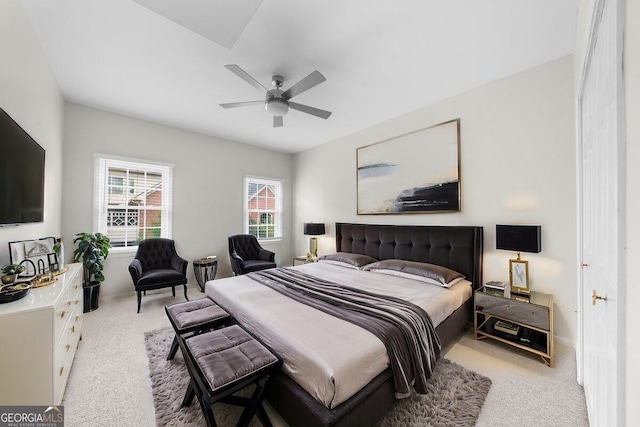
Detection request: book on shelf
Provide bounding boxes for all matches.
[494,320,520,335]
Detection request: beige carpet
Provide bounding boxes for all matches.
[145,327,492,427]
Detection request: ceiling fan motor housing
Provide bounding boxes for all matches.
[265,92,289,116]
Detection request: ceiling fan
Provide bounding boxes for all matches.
[219,64,332,128]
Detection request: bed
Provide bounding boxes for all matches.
[205,223,483,427]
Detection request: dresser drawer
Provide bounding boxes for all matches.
[475,293,550,330]
[53,278,81,345]
[53,307,82,404]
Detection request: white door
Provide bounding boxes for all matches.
[578,0,625,425]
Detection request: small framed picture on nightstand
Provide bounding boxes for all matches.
[509,259,530,294]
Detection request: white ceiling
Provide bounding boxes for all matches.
[20,0,578,154]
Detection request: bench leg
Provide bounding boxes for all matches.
[237,377,271,427]
[198,394,217,427]
[167,335,179,361]
[183,284,189,301]
[256,404,273,427]
[181,380,196,408]
[172,286,175,297]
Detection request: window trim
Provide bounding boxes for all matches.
[243,175,283,241]
[94,154,174,252]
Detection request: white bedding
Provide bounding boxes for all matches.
[205,262,471,409]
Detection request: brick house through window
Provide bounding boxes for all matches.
[95,156,173,248]
[245,177,282,239]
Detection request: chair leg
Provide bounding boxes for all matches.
[183,284,189,301]
[167,335,179,361]
[137,291,142,313]
[172,286,175,297]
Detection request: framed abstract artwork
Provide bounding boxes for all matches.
[357,118,461,214]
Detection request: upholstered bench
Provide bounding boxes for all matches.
[179,325,283,427]
[165,298,232,361]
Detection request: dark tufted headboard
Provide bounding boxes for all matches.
[335,223,483,289]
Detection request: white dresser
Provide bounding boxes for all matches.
[0,263,83,405]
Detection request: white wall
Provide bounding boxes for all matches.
[624,2,639,424]
[62,103,293,298]
[294,56,577,343]
[0,0,64,265]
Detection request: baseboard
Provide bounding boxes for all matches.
[554,335,575,349]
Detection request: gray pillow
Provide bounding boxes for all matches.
[317,252,378,269]
[363,259,464,288]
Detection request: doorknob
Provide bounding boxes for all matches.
[592,290,606,306]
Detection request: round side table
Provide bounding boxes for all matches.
[193,257,218,292]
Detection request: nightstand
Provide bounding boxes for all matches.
[474,287,554,367]
[292,256,315,266]
[193,257,218,292]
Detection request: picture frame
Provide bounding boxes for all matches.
[356,118,461,214]
[509,258,530,294]
[9,237,58,277]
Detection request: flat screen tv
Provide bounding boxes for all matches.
[0,108,45,225]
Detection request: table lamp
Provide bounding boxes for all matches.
[303,223,325,259]
[496,224,541,295]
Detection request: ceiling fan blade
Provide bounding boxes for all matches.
[225,64,269,93]
[289,101,332,119]
[282,70,326,99]
[273,116,283,127]
[219,100,264,109]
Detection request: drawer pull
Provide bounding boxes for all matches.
[74,285,79,290]
[60,310,66,319]
[70,325,75,333]
[75,315,80,322]
[59,367,64,376]
[65,344,71,352]
[67,300,79,306]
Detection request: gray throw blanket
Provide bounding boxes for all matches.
[247,268,441,399]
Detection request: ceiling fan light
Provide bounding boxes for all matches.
[265,98,289,116]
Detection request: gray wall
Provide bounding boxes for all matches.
[0,0,64,265]
[293,56,577,343]
[62,103,293,297]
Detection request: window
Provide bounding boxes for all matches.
[95,155,173,249]
[244,176,282,240]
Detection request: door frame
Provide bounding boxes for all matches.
[575,0,626,421]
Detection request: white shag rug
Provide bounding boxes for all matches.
[145,327,491,427]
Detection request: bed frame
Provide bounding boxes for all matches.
[266,223,484,427]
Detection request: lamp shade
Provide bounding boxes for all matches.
[303,223,325,236]
[496,225,541,253]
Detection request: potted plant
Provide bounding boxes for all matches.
[1,264,26,284]
[73,232,111,312]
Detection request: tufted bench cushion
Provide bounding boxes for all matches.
[165,298,232,361]
[187,325,279,392]
[180,325,282,427]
